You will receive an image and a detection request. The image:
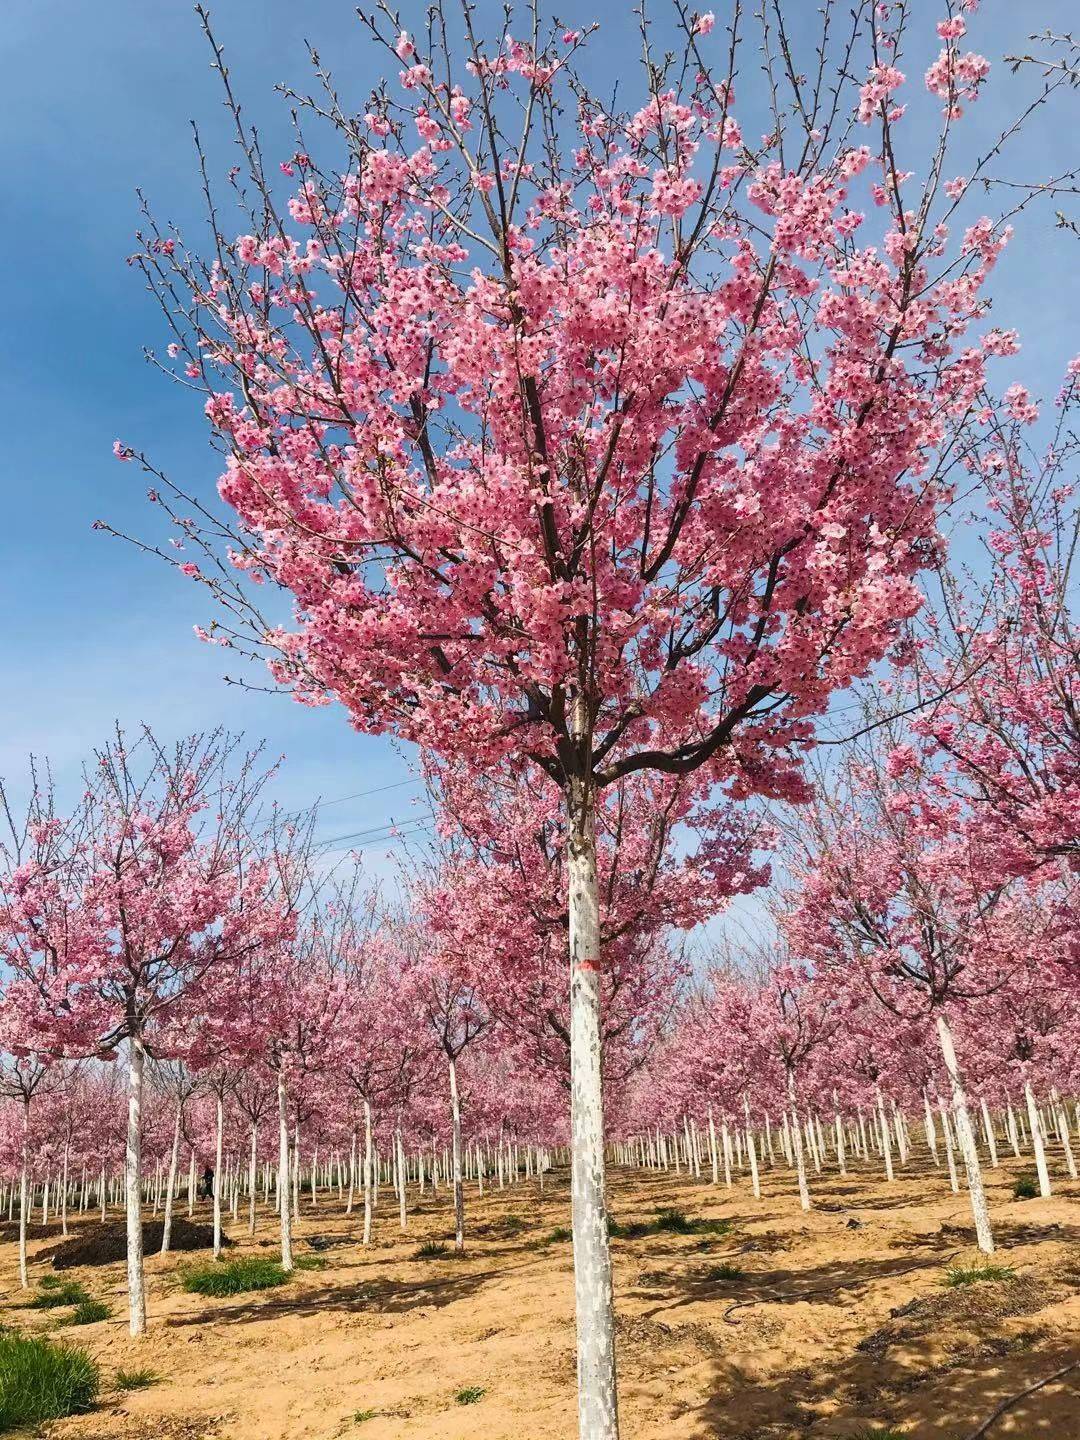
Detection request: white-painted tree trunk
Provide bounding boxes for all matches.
[707,1108,719,1185]
[1005,1099,1021,1158]
[874,1086,894,1182]
[449,1060,465,1252]
[18,1101,29,1290]
[213,1093,224,1259]
[743,1096,761,1200]
[1024,1080,1052,1198]
[277,1069,293,1271]
[923,1089,940,1165]
[362,1098,374,1245]
[567,795,619,1440]
[980,1098,999,1169]
[161,1103,182,1255]
[935,1014,993,1254]
[396,1129,408,1230]
[248,1123,259,1235]
[60,1143,70,1238]
[1052,1093,1077,1179]
[787,1070,811,1212]
[833,1093,847,1177]
[346,1125,357,1215]
[939,1098,960,1193]
[126,1036,147,1336]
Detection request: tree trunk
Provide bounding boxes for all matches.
[833,1093,847,1177]
[1024,1080,1052,1198]
[362,1098,374,1245]
[213,1093,224,1259]
[743,1096,761,1200]
[936,1014,993,1254]
[875,1086,895,1182]
[449,1059,465,1252]
[60,1142,70,1238]
[18,1100,29,1290]
[567,787,620,1440]
[161,1103,182,1255]
[126,1035,147,1336]
[980,1098,1000,1169]
[939,1097,960,1192]
[248,1123,258,1235]
[346,1125,357,1216]
[397,1128,408,1230]
[923,1088,940,1165]
[277,1069,293,1271]
[787,1069,811,1212]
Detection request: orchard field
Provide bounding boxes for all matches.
[2,0,1080,1438]
[3,1140,1079,1440]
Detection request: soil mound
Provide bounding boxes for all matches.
[41,1219,231,1269]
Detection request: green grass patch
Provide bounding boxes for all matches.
[414,1240,449,1260]
[60,1300,112,1326]
[0,1330,99,1428]
[609,1208,732,1241]
[181,1256,291,1297]
[547,1226,572,1244]
[37,1275,63,1291]
[28,1281,90,1310]
[703,1262,744,1282]
[854,1429,906,1440]
[943,1264,1016,1288]
[114,1368,159,1392]
[293,1254,328,1271]
[454,1385,486,1405]
[1012,1173,1039,1200]
[353,1409,381,1423]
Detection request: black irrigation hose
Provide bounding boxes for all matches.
[963,1358,1080,1439]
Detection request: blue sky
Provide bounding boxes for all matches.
[1,1,1076,906]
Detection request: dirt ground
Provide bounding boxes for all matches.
[2,1154,1078,1440]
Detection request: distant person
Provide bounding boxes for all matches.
[201,1165,214,1201]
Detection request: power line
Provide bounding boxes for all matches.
[317,809,434,849]
[279,776,422,820]
[321,819,437,857]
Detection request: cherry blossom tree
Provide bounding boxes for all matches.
[114,1,1054,1426]
[0,728,301,1334]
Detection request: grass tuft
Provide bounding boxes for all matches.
[61,1300,112,1326]
[414,1240,449,1260]
[181,1256,291,1297]
[1012,1173,1039,1200]
[609,1209,732,1241]
[28,1281,90,1310]
[0,1330,99,1428]
[454,1385,486,1405]
[703,1262,744,1282]
[353,1409,381,1423]
[115,1368,159,1392]
[293,1254,328,1272]
[943,1264,1016,1288]
[854,1429,906,1440]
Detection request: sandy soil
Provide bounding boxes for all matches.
[2,1154,1078,1440]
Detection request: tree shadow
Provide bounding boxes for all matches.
[160,1264,497,1329]
[689,1328,1080,1438]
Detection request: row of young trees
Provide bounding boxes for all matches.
[8,0,1075,1434]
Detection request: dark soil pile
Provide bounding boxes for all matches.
[41,1219,231,1269]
